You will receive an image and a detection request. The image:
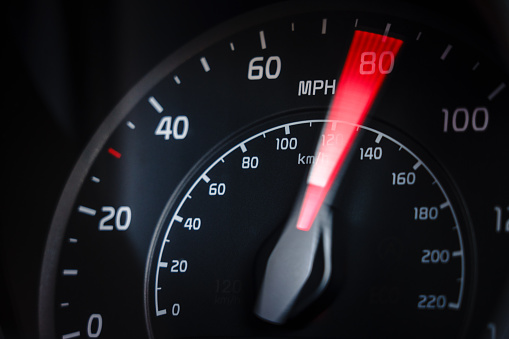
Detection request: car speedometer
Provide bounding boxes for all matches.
[39,2,508,338]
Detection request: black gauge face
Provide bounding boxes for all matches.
[38,3,508,339]
[148,117,468,338]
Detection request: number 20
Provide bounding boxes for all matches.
[99,206,131,231]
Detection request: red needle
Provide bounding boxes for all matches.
[296,31,403,231]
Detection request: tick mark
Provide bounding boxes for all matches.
[259,30,267,50]
[78,206,96,216]
[200,57,210,72]
[173,75,181,84]
[148,96,164,113]
[382,23,391,42]
[441,44,453,60]
[440,201,450,209]
[488,82,506,101]
[321,18,327,34]
[448,302,460,310]
[62,331,81,339]
[413,161,422,170]
[108,147,121,159]
[63,269,78,276]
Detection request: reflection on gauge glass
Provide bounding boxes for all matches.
[39,2,509,339]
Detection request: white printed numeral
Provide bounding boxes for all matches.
[442,107,489,132]
[99,206,132,231]
[87,314,103,338]
[360,51,394,75]
[248,56,281,80]
[170,260,188,273]
[155,116,189,140]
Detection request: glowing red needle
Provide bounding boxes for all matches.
[255,31,404,324]
[296,31,403,231]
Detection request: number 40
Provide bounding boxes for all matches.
[155,116,189,140]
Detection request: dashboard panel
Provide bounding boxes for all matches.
[3,1,509,338]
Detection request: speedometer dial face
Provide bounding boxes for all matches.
[148,118,468,338]
[40,3,509,339]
